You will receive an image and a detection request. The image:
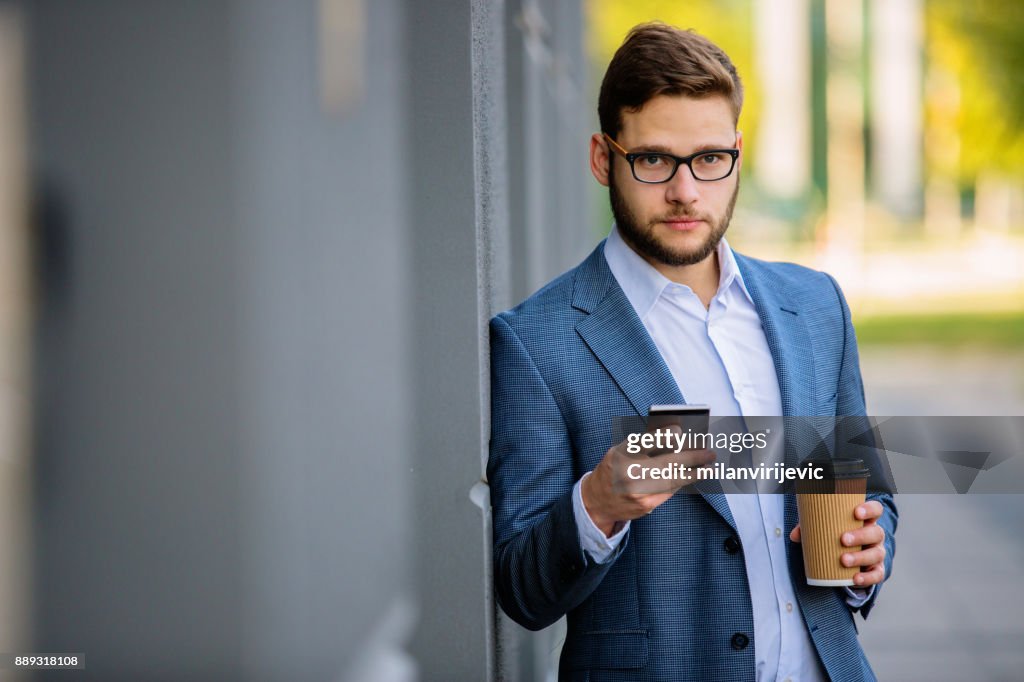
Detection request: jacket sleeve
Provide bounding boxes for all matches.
[827,273,897,620]
[487,313,626,631]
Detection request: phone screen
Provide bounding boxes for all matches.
[646,404,710,452]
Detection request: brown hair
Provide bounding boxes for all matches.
[598,22,743,138]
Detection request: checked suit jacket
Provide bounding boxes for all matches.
[487,240,897,682]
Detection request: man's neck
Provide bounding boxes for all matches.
[635,246,721,310]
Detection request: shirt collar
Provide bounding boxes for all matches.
[603,224,754,320]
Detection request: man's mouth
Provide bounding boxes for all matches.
[660,217,704,230]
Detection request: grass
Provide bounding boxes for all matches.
[854,311,1024,347]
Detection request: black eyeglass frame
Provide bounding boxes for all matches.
[603,133,740,184]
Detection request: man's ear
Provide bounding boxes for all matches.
[590,133,611,187]
[735,130,743,173]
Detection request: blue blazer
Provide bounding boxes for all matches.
[488,241,897,681]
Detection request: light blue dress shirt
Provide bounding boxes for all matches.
[572,226,870,682]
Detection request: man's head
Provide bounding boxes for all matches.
[590,23,744,270]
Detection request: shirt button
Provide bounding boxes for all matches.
[775,527,782,538]
[784,678,792,682]
[786,602,794,613]
[730,632,749,650]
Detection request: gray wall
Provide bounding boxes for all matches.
[229,1,415,679]
[405,0,490,678]
[503,3,596,676]
[24,1,592,680]
[29,2,245,678]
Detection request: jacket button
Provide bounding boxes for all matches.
[723,537,741,554]
[731,632,749,650]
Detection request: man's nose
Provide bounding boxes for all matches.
[664,164,701,205]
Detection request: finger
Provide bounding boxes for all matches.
[626,448,714,479]
[664,449,717,487]
[630,491,672,514]
[622,474,682,496]
[842,525,885,547]
[614,447,716,495]
[618,463,698,495]
[854,500,884,521]
[621,425,684,458]
[620,490,674,519]
[852,563,885,587]
[841,544,886,569]
[663,447,717,468]
[789,525,801,543]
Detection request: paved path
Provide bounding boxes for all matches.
[857,347,1024,681]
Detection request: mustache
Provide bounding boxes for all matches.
[653,211,708,223]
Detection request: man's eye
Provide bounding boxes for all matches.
[699,154,721,165]
[640,155,667,167]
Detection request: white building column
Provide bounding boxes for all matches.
[870,0,923,218]
[821,0,866,282]
[754,0,812,200]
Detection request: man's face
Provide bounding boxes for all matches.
[594,94,742,268]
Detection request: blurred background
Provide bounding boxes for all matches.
[591,4,1024,678]
[0,0,1020,680]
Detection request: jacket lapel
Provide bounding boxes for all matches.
[574,288,683,416]
[733,253,815,421]
[573,242,736,530]
[733,253,815,539]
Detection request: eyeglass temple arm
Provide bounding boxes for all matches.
[602,133,629,157]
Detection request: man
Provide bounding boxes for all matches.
[488,23,896,682]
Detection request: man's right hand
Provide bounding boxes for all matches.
[581,426,716,537]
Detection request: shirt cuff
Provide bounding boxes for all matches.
[573,472,630,564]
[843,584,875,608]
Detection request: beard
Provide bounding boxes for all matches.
[609,165,739,267]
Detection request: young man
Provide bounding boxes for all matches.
[488,23,896,682]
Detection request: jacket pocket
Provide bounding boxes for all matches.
[561,630,649,671]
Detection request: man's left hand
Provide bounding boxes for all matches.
[789,500,887,587]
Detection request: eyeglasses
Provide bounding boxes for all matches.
[603,133,739,183]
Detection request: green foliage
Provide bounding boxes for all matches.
[586,0,1024,190]
[926,0,1024,183]
[856,311,1024,347]
[585,0,760,173]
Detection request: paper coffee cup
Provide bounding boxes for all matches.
[795,457,870,587]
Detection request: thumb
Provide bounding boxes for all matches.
[789,525,801,543]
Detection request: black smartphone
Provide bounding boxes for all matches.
[645,404,711,454]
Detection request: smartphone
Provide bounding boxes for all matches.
[646,404,711,453]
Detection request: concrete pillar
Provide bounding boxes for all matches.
[0,4,31,672]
